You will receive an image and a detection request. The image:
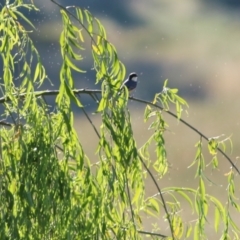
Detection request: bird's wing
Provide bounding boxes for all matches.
[126,81,137,91]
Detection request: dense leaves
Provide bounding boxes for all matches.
[0,1,239,239]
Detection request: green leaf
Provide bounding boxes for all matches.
[84,10,93,33]
[144,105,152,121]
[185,224,192,238]
[95,18,107,38]
[173,215,183,239]
[199,178,205,198]
[75,7,84,23]
[176,189,194,212]
[68,37,84,51]
[212,155,219,169]
[132,186,142,205]
[193,222,200,240]
[65,56,85,72]
[163,79,168,88]
[34,62,41,81]
[229,214,240,232]
[12,9,35,29]
[208,138,218,155]
[97,98,107,112]
[64,82,83,107]
[214,207,220,232]
[148,198,160,213]
[92,44,101,55]
[170,88,178,94]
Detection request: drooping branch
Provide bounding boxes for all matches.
[0,88,238,175]
[132,96,240,175]
[0,89,101,105]
[138,153,174,239]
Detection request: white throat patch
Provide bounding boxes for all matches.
[131,76,138,82]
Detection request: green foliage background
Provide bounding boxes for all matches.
[0,1,240,239]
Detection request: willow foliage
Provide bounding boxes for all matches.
[0,1,239,239]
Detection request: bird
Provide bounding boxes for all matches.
[120,72,138,93]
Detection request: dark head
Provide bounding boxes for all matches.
[129,72,138,82]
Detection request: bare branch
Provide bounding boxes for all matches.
[0,89,101,105]
[138,153,175,239]
[0,120,12,127]
[81,105,101,139]
[138,229,167,238]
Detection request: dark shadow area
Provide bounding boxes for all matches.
[203,0,240,9]
[19,0,144,28]
[59,0,144,26]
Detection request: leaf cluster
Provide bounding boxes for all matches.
[0,1,239,240]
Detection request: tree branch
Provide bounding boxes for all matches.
[0,120,12,127]
[131,96,240,175]
[138,153,175,239]
[0,89,101,105]
[0,88,238,174]
[138,229,167,238]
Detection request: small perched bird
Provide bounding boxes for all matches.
[120,72,138,93]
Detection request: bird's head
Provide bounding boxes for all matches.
[129,72,138,82]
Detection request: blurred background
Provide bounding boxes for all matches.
[17,0,240,236]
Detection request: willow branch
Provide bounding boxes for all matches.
[138,153,175,239]
[131,96,240,175]
[138,229,167,238]
[0,89,101,105]
[80,103,101,139]
[50,0,99,50]
[0,120,12,127]
[0,88,238,174]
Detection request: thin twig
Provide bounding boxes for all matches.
[50,0,99,48]
[137,229,167,238]
[125,173,136,227]
[0,89,101,104]
[138,153,175,239]
[76,93,101,139]
[81,106,101,139]
[89,93,99,103]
